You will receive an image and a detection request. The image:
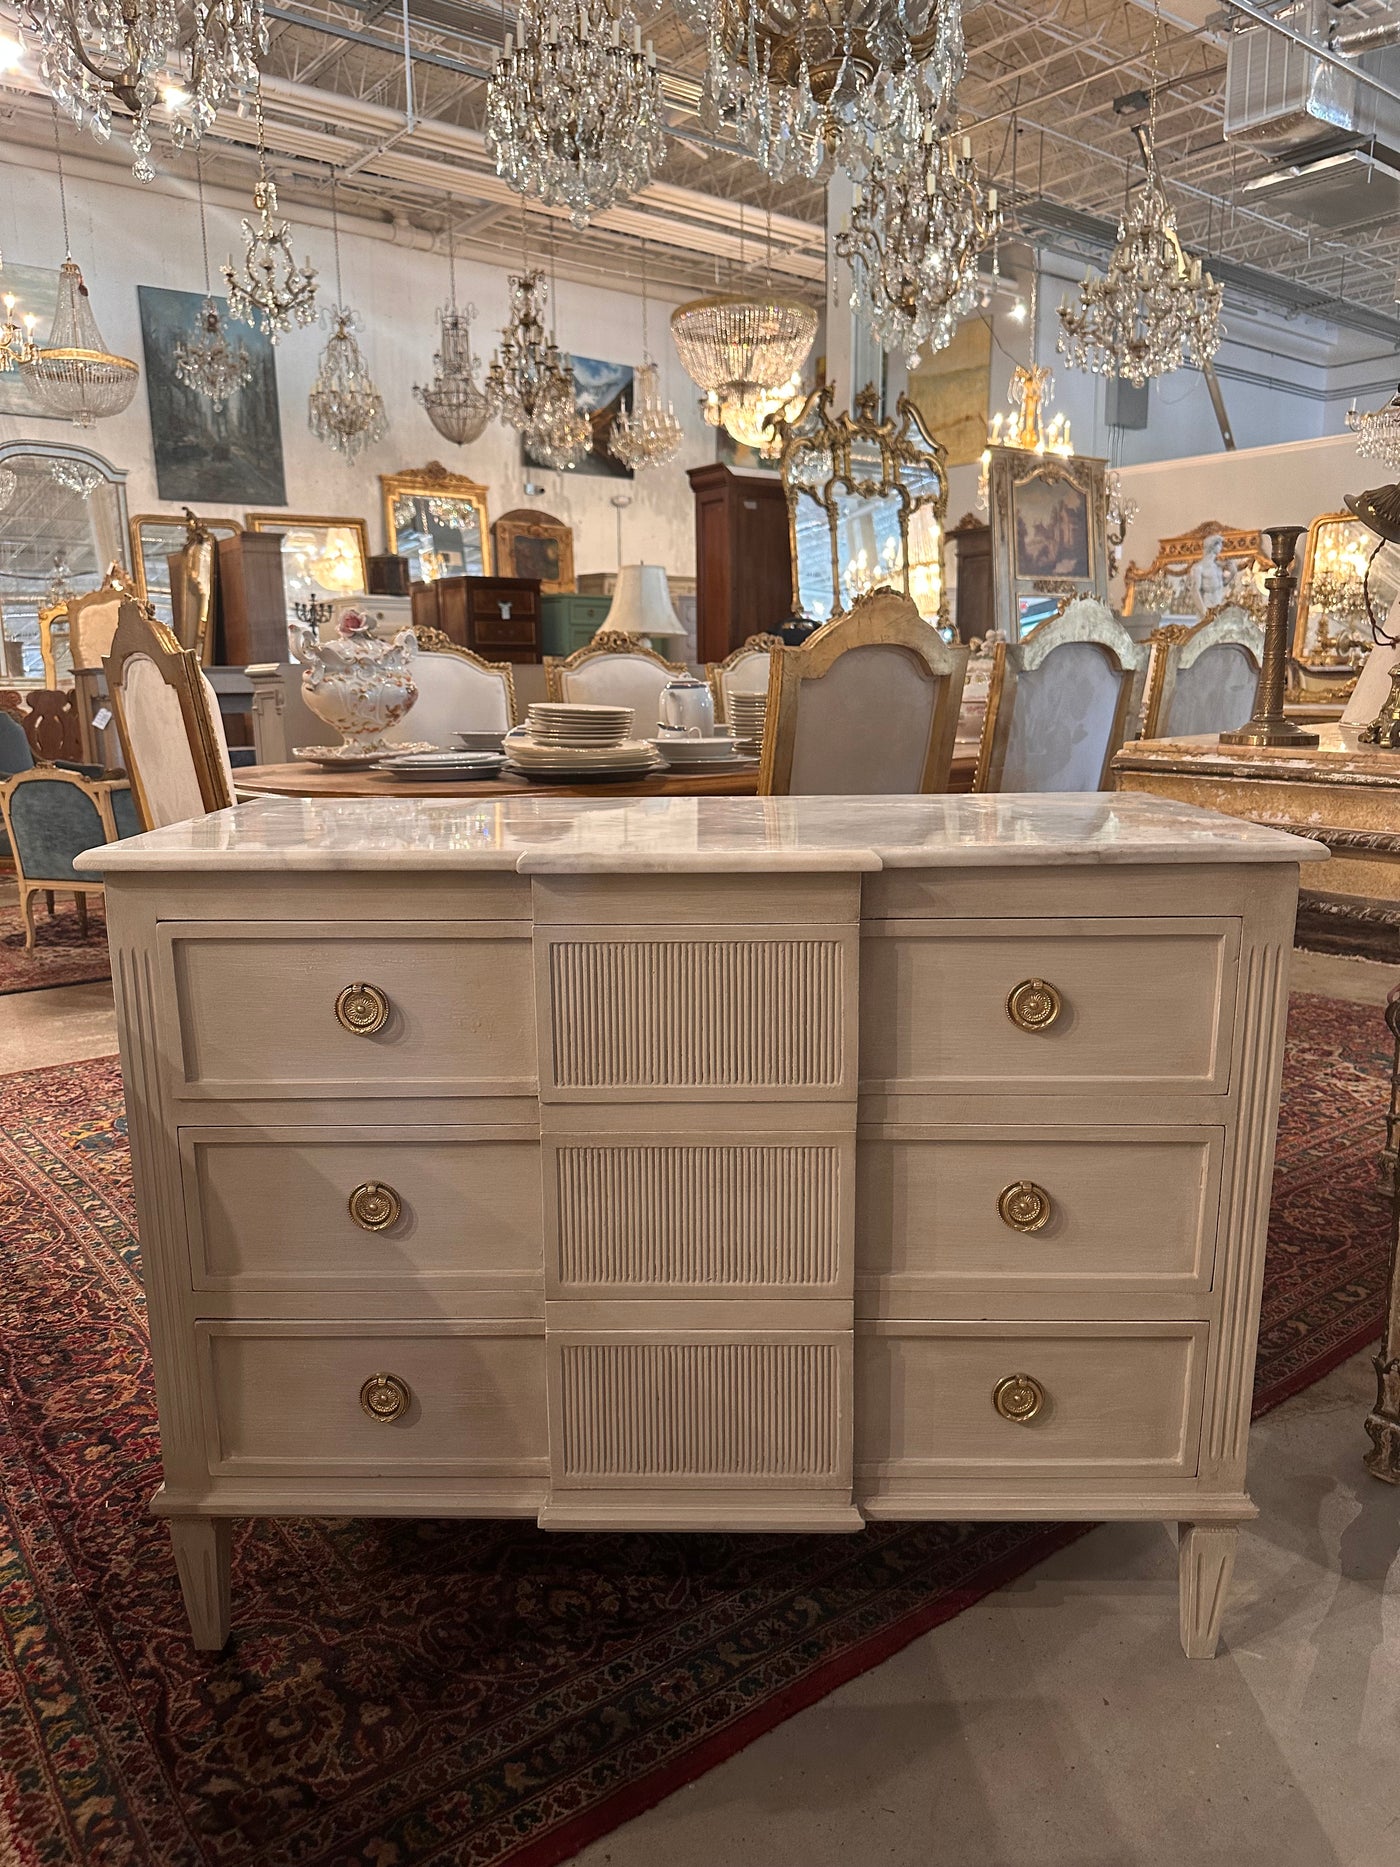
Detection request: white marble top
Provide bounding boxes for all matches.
[77,792,1328,876]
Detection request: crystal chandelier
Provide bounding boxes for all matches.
[1347,386,1400,470]
[702,371,805,457]
[837,125,997,366]
[671,291,818,407]
[415,212,490,446]
[0,251,39,373]
[1105,469,1138,576]
[1057,129,1222,387]
[486,0,666,227]
[681,0,967,184]
[21,0,267,183]
[528,368,593,471]
[307,173,386,460]
[222,81,317,342]
[175,161,252,407]
[50,459,104,498]
[977,271,1073,507]
[486,268,577,433]
[608,247,682,470]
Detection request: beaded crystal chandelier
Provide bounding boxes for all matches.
[1057,130,1222,387]
[414,214,490,447]
[485,269,576,433]
[1347,386,1400,470]
[175,162,252,407]
[21,0,267,182]
[486,0,666,227]
[222,82,317,342]
[837,126,997,366]
[307,182,386,461]
[702,372,805,456]
[682,0,966,183]
[49,459,104,498]
[671,291,817,410]
[608,249,682,470]
[529,369,593,471]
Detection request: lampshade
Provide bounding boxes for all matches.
[606,563,688,640]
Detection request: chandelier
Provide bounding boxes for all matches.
[309,308,387,459]
[528,369,593,471]
[0,252,39,373]
[1057,131,1222,387]
[21,0,267,182]
[611,362,683,469]
[223,83,317,341]
[837,126,997,366]
[977,358,1073,508]
[176,163,251,406]
[415,212,490,446]
[26,258,140,426]
[49,459,104,498]
[486,269,576,432]
[681,0,967,184]
[671,291,817,408]
[486,0,665,227]
[1347,386,1400,470]
[702,371,805,457]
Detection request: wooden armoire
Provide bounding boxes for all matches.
[688,464,793,663]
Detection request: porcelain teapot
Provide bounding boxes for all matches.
[289,611,419,754]
[657,674,715,738]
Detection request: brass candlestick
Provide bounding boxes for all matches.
[1219,525,1318,748]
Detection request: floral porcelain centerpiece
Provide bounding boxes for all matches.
[290,608,421,761]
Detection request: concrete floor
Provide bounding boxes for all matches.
[3,930,1397,1867]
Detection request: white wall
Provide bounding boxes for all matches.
[0,147,716,578]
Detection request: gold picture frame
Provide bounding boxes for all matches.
[381,464,491,582]
[492,508,575,594]
[986,445,1109,641]
[246,512,371,609]
[129,510,241,649]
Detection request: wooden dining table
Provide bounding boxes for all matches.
[234,745,981,801]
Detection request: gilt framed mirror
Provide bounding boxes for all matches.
[778,384,949,627]
[130,510,241,642]
[1121,521,1269,622]
[381,464,491,583]
[246,512,371,611]
[1293,510,1400,667]
[0,440,130,681]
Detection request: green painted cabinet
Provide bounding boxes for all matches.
[540,594,613,657]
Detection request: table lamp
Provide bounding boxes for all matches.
[606,564,689,650]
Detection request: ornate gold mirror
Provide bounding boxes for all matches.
[130,509,240,648]
[985,445,1110,639]
[0,440,130,680]
[778,384,948,626]
[246,513,371,610]
[1293,510,1400,667]
[381,464,491,582]
[1122,521,1269,620]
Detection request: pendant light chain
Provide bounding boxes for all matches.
[51,103,73,258]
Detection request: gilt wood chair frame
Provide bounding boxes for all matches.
[544,628,688,702]
[1139,603,1266,742]
[38,562,141,686]
[103,599,236,830]
[411,625,521,725]
[975,596,1148,793]
[759,590,969,797]
[0,765,131,949]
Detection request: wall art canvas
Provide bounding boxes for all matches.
[137,285,287,505]
[524,355,634,479]
[908,316,992,468]
[1013,472,1091,580]
[0,263,63,419]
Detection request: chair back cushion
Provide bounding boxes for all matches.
[3,775,106,883]
[787,643,940,794]
[716,649,773,720]
[70,594,125,672]
[0,711,34,775]
[1166,641,1261,738]
[120,653,212,828]
[383,650,512,744]
[999,640,1129,792]
[559,654,673,724]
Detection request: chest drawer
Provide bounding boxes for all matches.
[857,1126,1222,1295]
[196,1322,546,1476]
[159,921,536,1100]
[180,1127,543,1294]
[856,1321,1206,1480]
[860,918,1238,1096]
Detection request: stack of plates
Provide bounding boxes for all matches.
[727,692,768,756]
[506,738,663,782]
[525,702,634,747]
[375,749,505,780]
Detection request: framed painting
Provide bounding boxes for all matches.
[493,508,575,594]
[137,286,286,506]
[246,513,370,611]
[987,446,1108,640]
[381,465,490,582]
[525,356,634,479]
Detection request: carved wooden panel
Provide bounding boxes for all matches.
[552,1141,845,1291]
[555,1338,845,1483]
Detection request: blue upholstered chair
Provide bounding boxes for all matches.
[0,767,137,950]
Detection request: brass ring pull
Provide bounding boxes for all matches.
[348,1181,402,1232]
[998,1180,1052,1234]
[360,1372,411,1422]
[1006,978,1061,1032]
[993,1373,1045,1424]
[336,981,390,1036]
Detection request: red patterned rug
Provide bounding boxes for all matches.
[0,896,111,995]
[0,994,1391,1867]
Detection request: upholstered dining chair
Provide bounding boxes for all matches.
[974,597,1149,793]
[759,590,969,797]
[544,629,687,727]
[382,627,518,745]
[1139,603,1265,741]
[0,766,139,948]
[39,564,139,685]
[706,633,784,724]
[103,598,237,830]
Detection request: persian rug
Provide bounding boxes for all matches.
[0,993,1391,1867]
[0,897,111,995]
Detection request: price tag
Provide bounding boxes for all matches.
[91,706,113,731]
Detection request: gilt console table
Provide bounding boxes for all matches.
[81,792,1324,1658]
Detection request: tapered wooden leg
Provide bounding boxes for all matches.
[44,889,54,917]
[1178,1523,1238,1658]
[75,891,88,938]
[20,887,36,951]
[169,1516,232,1652]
